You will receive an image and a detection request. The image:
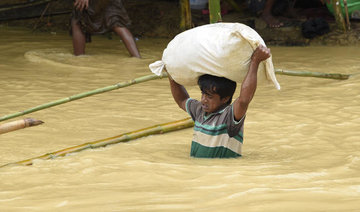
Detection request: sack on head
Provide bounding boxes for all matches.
[149,22,280,90]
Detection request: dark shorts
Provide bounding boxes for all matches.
[71,0,131,42]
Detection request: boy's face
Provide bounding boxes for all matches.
[201,90,230,114]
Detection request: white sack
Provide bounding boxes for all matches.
[149,22,280,90]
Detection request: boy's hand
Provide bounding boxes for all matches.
[251,45,271,64]
[164,68,174,81]
[74,0,89,11]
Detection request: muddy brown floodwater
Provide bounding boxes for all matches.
[0,27,359,211]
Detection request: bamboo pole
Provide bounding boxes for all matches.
[0,0,53,12]
[0,69,351,123]
[274,69,350,80]
[0,118,44,135]
[0,117,194,168]
[0,72,168,123]
[179,0,192,31]
[209,0,222,23]
[331,0,346,31]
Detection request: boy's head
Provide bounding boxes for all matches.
[198,74,237,113]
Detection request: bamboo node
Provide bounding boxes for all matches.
[48,153,56,159]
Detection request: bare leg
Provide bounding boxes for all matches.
[71,19,86,56]
[113,26,141,58]
[261,0,284,28]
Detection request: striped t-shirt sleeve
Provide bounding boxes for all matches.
[186,98,200,121]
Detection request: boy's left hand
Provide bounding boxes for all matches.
[251,45,271,64]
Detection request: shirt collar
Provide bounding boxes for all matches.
[203,104,228,120]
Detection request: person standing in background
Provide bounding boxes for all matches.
[247,0,285,28]
[71,0,141,57]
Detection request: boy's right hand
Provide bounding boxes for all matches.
[251,45,271,64]
[164,68,174,81]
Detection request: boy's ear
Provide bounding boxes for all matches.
[221,96,230,104]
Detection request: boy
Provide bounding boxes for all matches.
[168,45,271,158]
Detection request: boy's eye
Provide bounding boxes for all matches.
[202,91,214,99]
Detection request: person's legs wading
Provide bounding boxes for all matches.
[113,26,141,58]
[71,19,86,56]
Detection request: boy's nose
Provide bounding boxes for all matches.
[201,95,207,103]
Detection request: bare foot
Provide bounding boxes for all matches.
[261,13,284,28]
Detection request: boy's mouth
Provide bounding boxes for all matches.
[201,104,209,111]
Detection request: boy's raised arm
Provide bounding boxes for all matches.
[168,72,190,112]
[233,45,271,121]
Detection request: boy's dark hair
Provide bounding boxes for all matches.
[198,74,237,105]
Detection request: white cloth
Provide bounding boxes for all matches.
[149,22,280,90]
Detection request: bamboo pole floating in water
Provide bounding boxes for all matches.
[274,69,350,80]
[0,118,44,135]
[0,72,169,123]
[0,70,352,123]
[0,117,194,168]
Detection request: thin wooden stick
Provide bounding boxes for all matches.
[0,0,53,12]
[180,0,192,31]
[0,117,194,168]
[343,0,351,30]
[0,118,44,135]
[275,69,350,80]
[331,0,346,31]
[33,2,51,31]
[0,72,168,123]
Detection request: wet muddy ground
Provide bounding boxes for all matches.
[1,0,359,46]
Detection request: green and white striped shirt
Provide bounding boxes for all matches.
[186,98,245,158]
